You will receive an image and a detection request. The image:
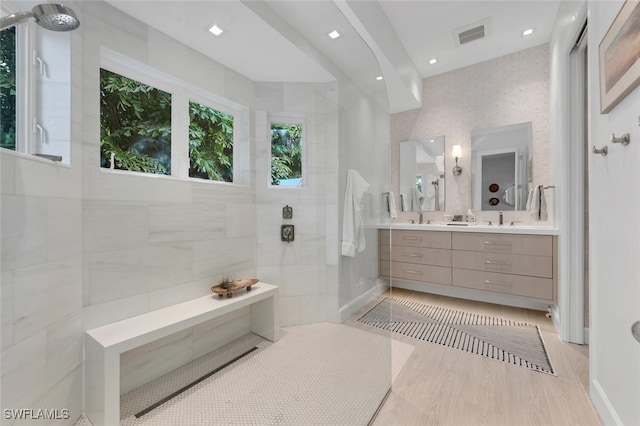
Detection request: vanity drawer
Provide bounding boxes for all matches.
[391,230,451,249]
[452,232,552,256]
[452,250,552,278]
[382,261,452,286]
[453,268,554,301]
[380,245,451,267]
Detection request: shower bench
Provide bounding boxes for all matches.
[84,282,279,426]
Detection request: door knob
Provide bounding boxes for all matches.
[632,321,640,343]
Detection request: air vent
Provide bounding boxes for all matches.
[458,25,485,44]
[453,17,491,47]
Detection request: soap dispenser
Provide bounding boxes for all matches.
[466,209,475,222]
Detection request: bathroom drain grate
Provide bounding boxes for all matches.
[134,346,259,418]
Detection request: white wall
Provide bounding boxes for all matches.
[1,5,84,424]
[587,1,640,424]
[338,78,391,320]
[254,82,339,326]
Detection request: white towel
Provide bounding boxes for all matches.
[400,193,409,212]
[387,192,397,219]
[410,187,424,211]
[341,169,370,257]
[529,185,548,221]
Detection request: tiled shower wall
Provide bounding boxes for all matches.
[1,0,392,421]
[254,82,339,326]
[391,43,551,224]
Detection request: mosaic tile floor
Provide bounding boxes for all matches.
[76,322,414,426]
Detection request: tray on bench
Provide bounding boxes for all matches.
[211,279,259,298]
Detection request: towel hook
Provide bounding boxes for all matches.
[593,146,608,156]
[610,133,630,146]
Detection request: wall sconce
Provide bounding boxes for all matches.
[452,145,462,176]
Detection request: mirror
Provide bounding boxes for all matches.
[471,122,532,211]
[399,136,445,211]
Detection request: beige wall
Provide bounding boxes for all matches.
[391,43,551,225]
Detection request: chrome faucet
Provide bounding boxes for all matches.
[418,212,423,224]
[498,211,504,226]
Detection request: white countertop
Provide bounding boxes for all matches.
[377,222,559,235]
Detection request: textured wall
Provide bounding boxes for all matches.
[391,43,550,225]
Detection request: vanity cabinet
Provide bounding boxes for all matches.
[379,229,557,304]
[379,230,451,286]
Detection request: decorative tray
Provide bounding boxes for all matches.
[211,279,258,298]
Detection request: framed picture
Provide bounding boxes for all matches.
[599,0,640,114]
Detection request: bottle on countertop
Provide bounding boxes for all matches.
[466,209,475,222]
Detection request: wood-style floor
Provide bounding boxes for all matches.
[357,288,602,426]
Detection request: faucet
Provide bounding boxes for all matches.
[498,211,504,226]
[418,212,423,224]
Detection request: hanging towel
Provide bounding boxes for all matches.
[341,169,370,257]
[400,193,409,212]
[529,185,548,221]
[387,192,397,219]
[410,187,424,211]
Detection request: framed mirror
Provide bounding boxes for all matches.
[471,122,532,211]
[399,136,445,211]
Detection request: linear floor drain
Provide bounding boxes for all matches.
[134,346,258,418]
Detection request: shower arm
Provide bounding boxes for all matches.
[0,12,35,30]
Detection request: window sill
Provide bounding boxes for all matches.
[0,148,71,168]
[98,167,250,188]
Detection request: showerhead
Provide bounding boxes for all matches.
[1,3,79,31]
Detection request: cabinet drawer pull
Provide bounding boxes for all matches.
[404,269,423,275]
[484,241,512,247]
[403,236,422,241]
[484,260,511,266]
[484,280,512,287]
[402,253,423,258]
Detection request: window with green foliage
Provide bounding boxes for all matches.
[100,68,172,174]
[189,101,234,182]
[0,27,16,151]
[271,122,303,186]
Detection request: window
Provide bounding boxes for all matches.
[0,26,16,151]
[188,101,234,182]
[99,49,250,184]
[100,68,172,175]
[270,121,303,186]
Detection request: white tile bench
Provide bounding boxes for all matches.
[84,282,279,426]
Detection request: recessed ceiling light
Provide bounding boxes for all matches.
[522,28,534,36]
[328,30,341,40]
[375,75,384,81]
[208,24,224,36]
[429,139,435,143]
[429,58,438,65]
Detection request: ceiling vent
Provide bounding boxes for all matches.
[458,25,485,45]
[454,17,491,46]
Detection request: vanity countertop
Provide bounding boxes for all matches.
[377,222,559,236]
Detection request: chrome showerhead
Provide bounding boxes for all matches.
[1,3,80,31]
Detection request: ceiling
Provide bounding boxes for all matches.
[105,0,562,104]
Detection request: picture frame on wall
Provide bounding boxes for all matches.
[599,0,640,114]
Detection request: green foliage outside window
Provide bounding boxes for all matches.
[271,122,302,186]
[0,27,16,151]
[189,102,234,182]
[100,68,171,174]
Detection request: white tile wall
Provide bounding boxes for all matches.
[13,255,82,342]
[1,330,48,409]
